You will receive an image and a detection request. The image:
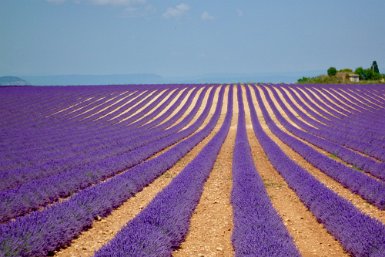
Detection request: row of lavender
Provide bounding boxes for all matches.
[89,83,385,256]
[95,86,232,256]
[231,85,300,256]
[264,85,385,179]
[245,84,385,256]
[278,84,385,160]
[95,83,385,257]
[0,84,222,256]
[1,86,179,170]
[1,83,385,257]
[0,85,212,222]
[256,85,385,209]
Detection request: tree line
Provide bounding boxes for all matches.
[299,61,384,84]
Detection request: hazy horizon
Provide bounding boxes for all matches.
[11,70,321,85]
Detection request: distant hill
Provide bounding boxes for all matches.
[22,74,164,86]
[0,76,29,86]
[21,71,322,85]
[176,71,323,84]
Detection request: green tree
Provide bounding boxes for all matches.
[355,67,365,80]
[370,70,382,80]
[355,67,382,80]
[339,68,353,73]
[371,61,380,74]
[363,69,372,80]
[297,77,310,83]
[327,67,337,76]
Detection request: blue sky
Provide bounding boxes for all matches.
[1,0,385,77]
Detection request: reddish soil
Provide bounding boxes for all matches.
[174,86,235,257]
[245,85,348,257]
[54,86,221,257]
[50,84,384,257]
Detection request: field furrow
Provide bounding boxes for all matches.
[1,83,385,257]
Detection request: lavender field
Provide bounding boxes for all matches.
[1,84,385,257]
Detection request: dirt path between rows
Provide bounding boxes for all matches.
[54,86,223,257]
[256,85,385,225]
[143,87,192,126]
[174,85,235,257]
[245,85,349,257]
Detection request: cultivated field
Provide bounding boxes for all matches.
[1,84,385,257]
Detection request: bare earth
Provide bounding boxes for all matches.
[55,86,221,257]
[247,85,348,256]
[174,86,235,257]
[50,84,385,257]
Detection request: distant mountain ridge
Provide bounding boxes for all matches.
[18,71,322,85]
[0,76,29,86]
[176,71,323,84]
[1,71,324,86]
[22,74,163,86]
